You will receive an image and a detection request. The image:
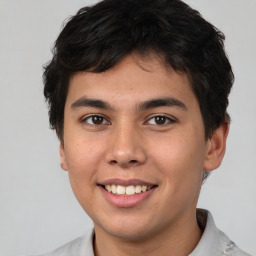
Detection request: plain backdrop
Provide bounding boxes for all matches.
[0,0,255,255]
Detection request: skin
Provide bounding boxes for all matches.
[60,54,228,256]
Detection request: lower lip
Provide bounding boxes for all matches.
[99,186,156,208]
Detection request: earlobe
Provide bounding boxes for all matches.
[203,123,229,171]
[59,143,68,171]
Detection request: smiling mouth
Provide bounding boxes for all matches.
[101,184,157,196]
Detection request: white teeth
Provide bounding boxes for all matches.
[104,184,153,196]
[111,184,117,193]
[116,185,126,195]
[135,185,142,193]
[142,185,147,192]
[106,185,111,192]
[126,185,135,195]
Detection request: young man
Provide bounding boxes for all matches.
[40,0,250,255]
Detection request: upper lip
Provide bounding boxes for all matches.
[98,178,156,187]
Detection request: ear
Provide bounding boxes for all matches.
[203,123,229,171]
[60,143,68,171]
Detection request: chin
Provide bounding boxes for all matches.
[94,214,162,242]
[106,226,152,241]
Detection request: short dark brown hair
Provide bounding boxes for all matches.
[43,0,234,140]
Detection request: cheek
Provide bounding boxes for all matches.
[153,137,205,213]
[64,142,100,214]
[63,138,103,196]
[64,135,102,171]
[150,129,206,187]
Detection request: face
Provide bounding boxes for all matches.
[60,54,225,241]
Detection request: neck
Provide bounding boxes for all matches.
[94,210,202,256]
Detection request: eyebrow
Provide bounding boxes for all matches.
[137,97,187,111]
[71,97,113,110]
[71,96,187,111]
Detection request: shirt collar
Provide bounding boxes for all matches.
[79,230,95,256]
[190,208,224,255]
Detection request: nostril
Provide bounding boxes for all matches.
[108,159,138,166]
[109,160,118,165]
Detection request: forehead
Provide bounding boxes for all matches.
[66,54,197,110]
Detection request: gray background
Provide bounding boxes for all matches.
[0,0,255,255]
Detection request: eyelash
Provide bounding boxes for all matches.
[81,114,110,126]
[80,114,176,127]
[145,114,176,126]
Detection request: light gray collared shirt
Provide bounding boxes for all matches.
[32,209,251,256]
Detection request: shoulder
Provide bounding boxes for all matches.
[25,231,94,256]
[38,236,85,256]
[191,209,252,256]
[218,230,252,256]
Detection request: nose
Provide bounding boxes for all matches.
[105,122,147,168]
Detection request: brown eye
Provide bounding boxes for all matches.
[147,115,175,126]
[154,116,167,125]
[92,115,104,125]
[83,115,109,125]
